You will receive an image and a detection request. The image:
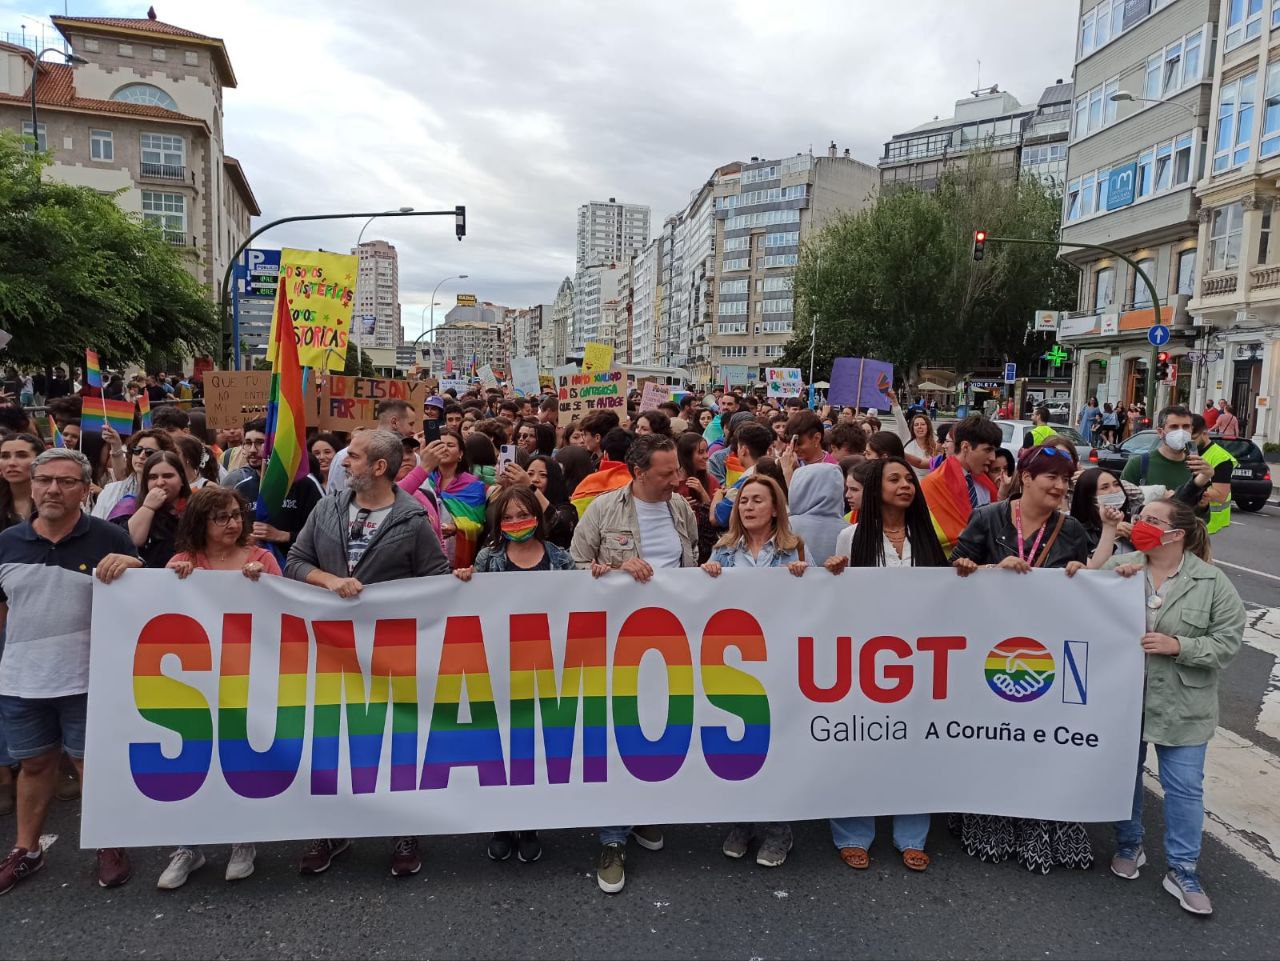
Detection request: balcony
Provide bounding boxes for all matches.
[162,231,187,246]
[139,161,187,182]
[1249,264,1280,291]
[1201,274,1238,298]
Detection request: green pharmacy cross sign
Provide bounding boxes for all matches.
[1043,344,1069,367]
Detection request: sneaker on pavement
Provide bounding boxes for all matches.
[390,836,421,877]
[516,831,542,863]
[0,847,43,895]
[157,847,205,890]
[1163,868,1213,915]
[225,844,256,882]
[96,848,131,888]
[755,825,793,868]
[298,838,350,875]
[596,842,626,894]
[488,831,514,861]
[1110,845,1146,880]
[630,825,664,851]
[721,824,752,859]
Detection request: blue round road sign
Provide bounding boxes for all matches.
[1148,324,1170,347]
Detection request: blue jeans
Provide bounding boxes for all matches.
[599,826,630,845]
[1114,740,1207,873]
[830,814,930,851]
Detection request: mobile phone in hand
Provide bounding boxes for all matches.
[422,419,442,443]
[498,444,516,472]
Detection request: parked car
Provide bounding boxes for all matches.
[1095,431,1273,513]
[1044,401,1072,423]
[994,420,1096,465]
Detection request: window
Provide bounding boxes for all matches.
[184,51,198,66]
[718,301,747,316]
[1073,75,1122,138]
[760,254,798,267]
[1173,133,1194,184]
[1153,141,1174,192]
[151,47,166,61]
[1184,30,1203,85]
[1163,40,1183,95]
[719,279,748,295]
[764,231,799,247]
[720,346,748,359]
[1261,205,1274,263]
[1209,203,1244,271]
[112,83,179,111]
[717,322,748,335]
[1274,0,1280,28]
[723,257,749,272]
[723,236,749,251]
[1226,0,1263,50]
[1177,249,1197,294]
[1214,72,1258,173]
[140,133,185,178]
[763,345,785,358]
[1263,60,1280,157]
[90,128,113,161]
[1067,178,1082,220]
[1080,7,1096,57]
[760,320,793,334]
[1094,267,1116,311]
[762,277,791,291]
[20,122,46,152]
[83,38,99,52]
[761,298,794,314]
[1133,257,1157,306]
[118,43,132,56]
[141,190,185,241]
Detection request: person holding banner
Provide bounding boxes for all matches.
[948,444,1094,874]
[1095,498,1245,915]
[107,452,190,569]
[824,457,948,870]
[571,433,696,894]
[285,429,450,878]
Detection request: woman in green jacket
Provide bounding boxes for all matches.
[1092,497,1245,916]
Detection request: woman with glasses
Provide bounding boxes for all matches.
[92,429,175,520]
[107,451,190,568]
[824,458,947,871]
[156,487,279,889]
[1083,498,1244,915]
[453,485,574,864]
[949,443,1094,874]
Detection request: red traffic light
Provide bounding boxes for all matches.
[1156,350,1170,363]
[972,230,988,262]
[975,230,987,242]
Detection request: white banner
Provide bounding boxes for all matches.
[83,569,1145,847]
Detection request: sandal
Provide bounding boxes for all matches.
[838,846,870,869]
[902,848,930,872]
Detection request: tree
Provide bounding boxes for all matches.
[0,132,218,369]
[341,345,376,378]
[783,152,1075,386]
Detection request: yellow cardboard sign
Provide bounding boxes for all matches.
[267,248,359,371]
[582,341,614,374]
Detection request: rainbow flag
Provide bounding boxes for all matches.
[433,472,487,569]
[51,422,65,448]
[570,459,631,519]
[723,454,744,491]
[137,392,152,430]
[257,283,308,521]
[80,394,135,436]
[85,349,102,389]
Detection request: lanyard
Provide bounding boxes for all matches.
[1013,500,1048,566]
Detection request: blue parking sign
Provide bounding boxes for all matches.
[1003,362,1016,384]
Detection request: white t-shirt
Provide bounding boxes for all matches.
[834,523,913,568]
[635,498,683,568]
[347,503,391,573]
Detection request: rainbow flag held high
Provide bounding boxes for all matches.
[137,392,152,430]
[257,282,309,521]
[80,394,135,437]
[85,349,102,390]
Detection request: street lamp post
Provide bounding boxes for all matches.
[412,275,468,374]
[1108,90,1200,118]
[219,206,465,368]
[29,48,88,139]
[350,206,413,370]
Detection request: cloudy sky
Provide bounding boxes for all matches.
[7,0,1077,337]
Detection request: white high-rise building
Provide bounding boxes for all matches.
[574,197,649,349]
[351,240,403,350]
[543,277,573,369]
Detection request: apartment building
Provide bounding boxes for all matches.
[350,240,403,351]
[1057,0,1214,413]
[573,198,649,349]
[0,13,258,301]
[1186,0,1280,443]
[505,305,549,367]
[628,239,661,367]
[436,303,506,376]
[667,172,722,384]
[542,277,573,370]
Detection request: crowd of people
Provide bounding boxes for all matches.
[0,380,1246,916]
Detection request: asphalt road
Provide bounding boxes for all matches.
[5,503,1279,960]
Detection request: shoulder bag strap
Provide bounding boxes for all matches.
[1032,512,1067,568]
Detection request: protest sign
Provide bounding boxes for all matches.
[582,342,614,374]
[538,374,556,391]
[639,381,669,412]
[553,362,580,381]
[204,371,271,429]
[510,357,541,398]
[765,367,804,399]
[557,369,625,428]
[828,357,895,409]
[477,364,499,390]
[438,378,469,396]
[83,568,1143,846]
[267,249,359,372]
[317,376,428,431]
[720,364,749,386]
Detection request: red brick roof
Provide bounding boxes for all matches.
[51,15,237,87]
[53,16,219,42]
[0,61,207,127]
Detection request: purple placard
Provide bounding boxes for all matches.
[827,357,894,409]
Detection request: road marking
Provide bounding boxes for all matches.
[1247,608,1280,743]
[1216,560,1280,583]
[1145,726,1280,882]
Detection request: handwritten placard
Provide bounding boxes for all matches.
[266,249,359,372]
[766,367,804,399]
[318,376,428,431]
[204,371,271,429]
[582,341,614,374]
[557,369,625,428]
[639,381,669,411]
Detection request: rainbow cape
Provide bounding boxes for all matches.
[918,456,998,557]
[571,459,631,519]
[433,470,487,568]
[85,349,102,389]
[257,283,308,521]
[137,391,152,430]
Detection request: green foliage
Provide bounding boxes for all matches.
[782,153,1076,384]
[341,345,376,378]
[0,132,218,368]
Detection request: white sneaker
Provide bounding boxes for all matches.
[157,847,205,890]
[225,843,256,881]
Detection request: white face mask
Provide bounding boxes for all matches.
[1163,428,1192,452]
[1097,491,1126,509]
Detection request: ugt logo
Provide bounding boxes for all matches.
[984,637,1055,703]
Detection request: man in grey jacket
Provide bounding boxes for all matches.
[285,429,449,877]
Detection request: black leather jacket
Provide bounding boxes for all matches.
[950,501,1090,569]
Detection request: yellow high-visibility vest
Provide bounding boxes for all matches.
[1030,424,1055,446]
[1201,442,1238,534]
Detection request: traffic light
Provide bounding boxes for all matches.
[1155,350,1170,382]
[972,230,987,262]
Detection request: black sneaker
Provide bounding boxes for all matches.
[298,838,350,875]
[517,831,542,863]
[487,831,514,861]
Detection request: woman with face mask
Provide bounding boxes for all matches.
[1069,467,1133,558]
[452,485,575,865]
[1075,498,1245,915]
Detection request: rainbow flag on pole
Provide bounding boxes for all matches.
[137,392,152,430]
[80,394,135,436]
[51,422,65,448]
[85,349,102,390]
[257,281,308,521]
